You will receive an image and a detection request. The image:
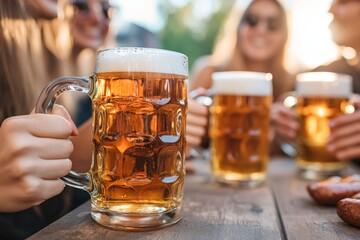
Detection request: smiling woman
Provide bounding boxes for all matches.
[70,0,111,50]
[190,0,294,101]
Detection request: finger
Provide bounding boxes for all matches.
[272,114,298,139]
[186,135,202,147]
[34,138,74,159]
[36,179,67,202]
[276,126,297,140]
[273,115,298,131]
[33,159,72,179]
[330,111,360,128]
[188,99,208,116]
[187,113,207,126]
[186,125,206,138]
[31,114,74,138]
[8,114,73,139]
[19,176,65,204]
[329,122,360,143]
[328,133,360,153]
[279,108,297,118]
[11,157,72,179]
[51,104,79,136]
[335,147,360,161]
[272,104,296,119]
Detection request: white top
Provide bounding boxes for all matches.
[211,71,273,96]
[296,72,353,98]
[94,47,188,76]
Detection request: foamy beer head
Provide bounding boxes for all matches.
[95,47,188,76]
[212,71,273,96]
[296,72,352,98]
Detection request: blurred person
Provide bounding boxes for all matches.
[273,0,360,161]
[64,0,113,207]
[188,0,294,155]
[70,0,111,52]
[0,0,80,239]
[67,0,112,125]
[40,0,111,115]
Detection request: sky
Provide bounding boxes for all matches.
[110,0,340,71]
[111,0,164,32]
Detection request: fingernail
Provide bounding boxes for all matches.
[329,120,335,128]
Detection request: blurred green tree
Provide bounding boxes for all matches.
[158,0,235,72]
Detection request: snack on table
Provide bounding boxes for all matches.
[307,175,360,206]
[337,193,360,228]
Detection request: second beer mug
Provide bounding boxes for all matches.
[36,48,188,230]
[210,71,273,187]
[293,72,353,179]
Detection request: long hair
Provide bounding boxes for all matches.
[209,0,293,100]
[0,0,48,122]
[41,0,112,79]
[38,0,74,79]
[0,1,74,225]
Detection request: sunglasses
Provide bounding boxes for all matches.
[242,13,282,32]
[71,0,112,19]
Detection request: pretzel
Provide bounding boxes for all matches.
[307,175,360,206]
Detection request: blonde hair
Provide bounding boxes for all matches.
[39,0,74,78]
[209,0,293,100]
[0,0,74,221]
[0,0,47,121]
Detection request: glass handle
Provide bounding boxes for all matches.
[35,75,93,191]
[277,91,298,158]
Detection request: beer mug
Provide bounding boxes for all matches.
[281,72,354,179]
[209,71,273,187]
[35,48,188,230]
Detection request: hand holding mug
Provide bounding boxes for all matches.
[328,100,360,161]
[0,105,76,212]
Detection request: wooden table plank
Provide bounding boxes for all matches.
[269,158,360,240]
[29,159,282,240]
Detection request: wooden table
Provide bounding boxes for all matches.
[29,157,360,240]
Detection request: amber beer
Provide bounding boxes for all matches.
[36,48,188,230]
[87,49,188,229]
[295,72,353,178]
[210,72,273,187]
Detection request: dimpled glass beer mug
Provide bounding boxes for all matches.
[210,71,273,187]
[288,72,354,179]
[35,48,188,230]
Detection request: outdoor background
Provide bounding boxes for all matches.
[110,0,346,76]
